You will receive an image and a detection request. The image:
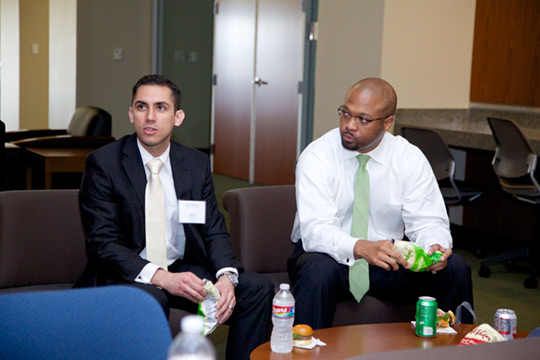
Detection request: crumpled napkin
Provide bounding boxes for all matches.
[293,337,327,349]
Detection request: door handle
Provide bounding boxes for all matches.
[253,77,269,87]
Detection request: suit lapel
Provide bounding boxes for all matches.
[170,142,192,200]
[121,134,147,207]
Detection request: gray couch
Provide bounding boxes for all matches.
[222,185,416,327]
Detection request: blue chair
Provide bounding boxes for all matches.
[0,286,172,360]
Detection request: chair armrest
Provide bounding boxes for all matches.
[6,129,67,142]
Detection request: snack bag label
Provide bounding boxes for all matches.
[272,305,294,319]
[393,240,442,272]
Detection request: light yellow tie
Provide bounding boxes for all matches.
[145,158,168,270]
[349,155,370,302]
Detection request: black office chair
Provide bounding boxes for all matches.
[401,126,484,206]
[479,117,539,288]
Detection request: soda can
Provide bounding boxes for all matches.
[415,296,437,337]
[494,309,517,340]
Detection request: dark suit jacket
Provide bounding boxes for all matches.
[75,134,243,287]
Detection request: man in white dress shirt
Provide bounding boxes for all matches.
[288,78,473,329]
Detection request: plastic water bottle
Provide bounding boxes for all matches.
[270,283,295,353]
[168,315,216,360]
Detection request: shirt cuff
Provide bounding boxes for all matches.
[339,236,361,266]
[216,267,238,279]
[135,263,162,284]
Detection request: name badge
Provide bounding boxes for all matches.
[178,200,206,224]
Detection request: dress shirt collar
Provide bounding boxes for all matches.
[136,139,171,173]
[341,131,391,166]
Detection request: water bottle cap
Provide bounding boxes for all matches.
[180,315,204,334]
[279,283,290,290]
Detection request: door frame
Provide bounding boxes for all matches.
[210,0,318,175]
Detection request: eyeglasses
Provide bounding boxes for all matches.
[337,106,391,125]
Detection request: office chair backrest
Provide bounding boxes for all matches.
[488,117,537,179]
[487,117,540,199]
[401,127,455,182]
[0,286,172,360]
[67,106,112,137]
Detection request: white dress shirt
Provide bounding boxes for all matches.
[291,128,451,267]
[135,140,237,284]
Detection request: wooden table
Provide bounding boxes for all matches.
[250,323,529,359]
[25,147,94,189]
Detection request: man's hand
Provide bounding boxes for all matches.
[353,239,409,271]
[214,276,236,324]
[151,269,206,303]
[426,245,452,272]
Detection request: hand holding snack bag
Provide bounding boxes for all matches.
[392,240,443,272]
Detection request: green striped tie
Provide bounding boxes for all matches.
[349,155,370,302]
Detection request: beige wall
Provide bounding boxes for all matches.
[381,0,476,108]
[1,0,20,131]
[49,0,77,129]
[313,0,476,139]
[19,0,49,129]
[313,0,384,139]
[76,0,153,139]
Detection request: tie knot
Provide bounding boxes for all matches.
[356,154,370,168]
[147,158,164,175]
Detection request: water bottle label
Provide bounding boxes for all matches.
[272,305,294,319]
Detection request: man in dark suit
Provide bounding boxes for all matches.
[74,74,274,360]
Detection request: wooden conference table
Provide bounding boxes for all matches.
[250,322,529,360]
[25,147,94,189]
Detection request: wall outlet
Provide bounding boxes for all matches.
[113,48,123,61]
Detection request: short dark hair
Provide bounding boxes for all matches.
[132,74,182,111]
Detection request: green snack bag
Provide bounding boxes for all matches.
[392,240,442,272]
[197,279,221,335]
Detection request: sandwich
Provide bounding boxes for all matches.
[293,324,313,346]
[437,309,456,328]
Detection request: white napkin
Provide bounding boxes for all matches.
[411,321,458,335]
[293,337,327,349]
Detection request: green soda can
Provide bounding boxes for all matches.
[415,296,437,337]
